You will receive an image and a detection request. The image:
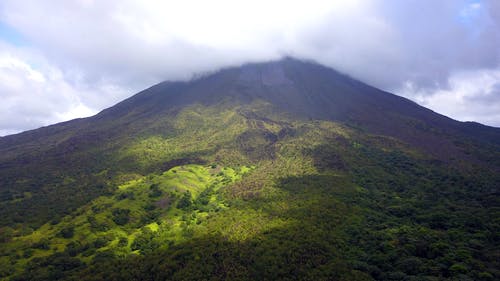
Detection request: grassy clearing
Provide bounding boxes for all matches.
[1,164,252,277]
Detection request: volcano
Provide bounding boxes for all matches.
[0,57,499,280]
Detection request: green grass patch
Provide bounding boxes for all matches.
[2,164,253,277]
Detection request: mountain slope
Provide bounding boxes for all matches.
[0,57,499,280]
[2,58,498,164]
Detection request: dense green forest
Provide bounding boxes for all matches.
[0,59,499,280]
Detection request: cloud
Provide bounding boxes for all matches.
[0,0,499,135]
[0,42,128,135]
[0,51,92,134]
[400,69,500,126]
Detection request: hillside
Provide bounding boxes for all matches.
[0,57,499,280]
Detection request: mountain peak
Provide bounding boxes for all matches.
[3,56,500,158]
[106,56,368,118]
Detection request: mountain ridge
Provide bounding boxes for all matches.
[3,57,499,138]
[1,57,498,165]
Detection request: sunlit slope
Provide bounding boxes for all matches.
[0,164,252,275]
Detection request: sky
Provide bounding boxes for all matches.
[0,0,499,136]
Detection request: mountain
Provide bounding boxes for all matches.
[0,57,499,280]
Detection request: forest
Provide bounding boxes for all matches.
[0,104,498,280]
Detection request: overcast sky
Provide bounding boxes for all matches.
[0,0,499,136]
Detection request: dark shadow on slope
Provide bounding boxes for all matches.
[305,140,500,280]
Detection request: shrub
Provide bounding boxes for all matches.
[118,237,128,247]
[149,184,163,198]
[32,239,50,250]
[177,191,192,210]
[111,208,130,226]
[58,226,75,239]
[449,263,467,275]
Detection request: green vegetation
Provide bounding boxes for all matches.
[0,104,497,280]
[0,62,499,281]
[0,163,252,279]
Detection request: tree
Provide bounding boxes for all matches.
[58,226,75,239]
[177,191,192,210]
[112,208,130,226]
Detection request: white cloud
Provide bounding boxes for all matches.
[399,69,500,127]
[0,43,127,135]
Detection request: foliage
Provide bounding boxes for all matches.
[111,208,130,226]
[0,101,498,280]
[176,191,192,210]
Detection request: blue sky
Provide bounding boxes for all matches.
[0,0,499,136]
[0,21,25,46]
[0,21,26,46]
